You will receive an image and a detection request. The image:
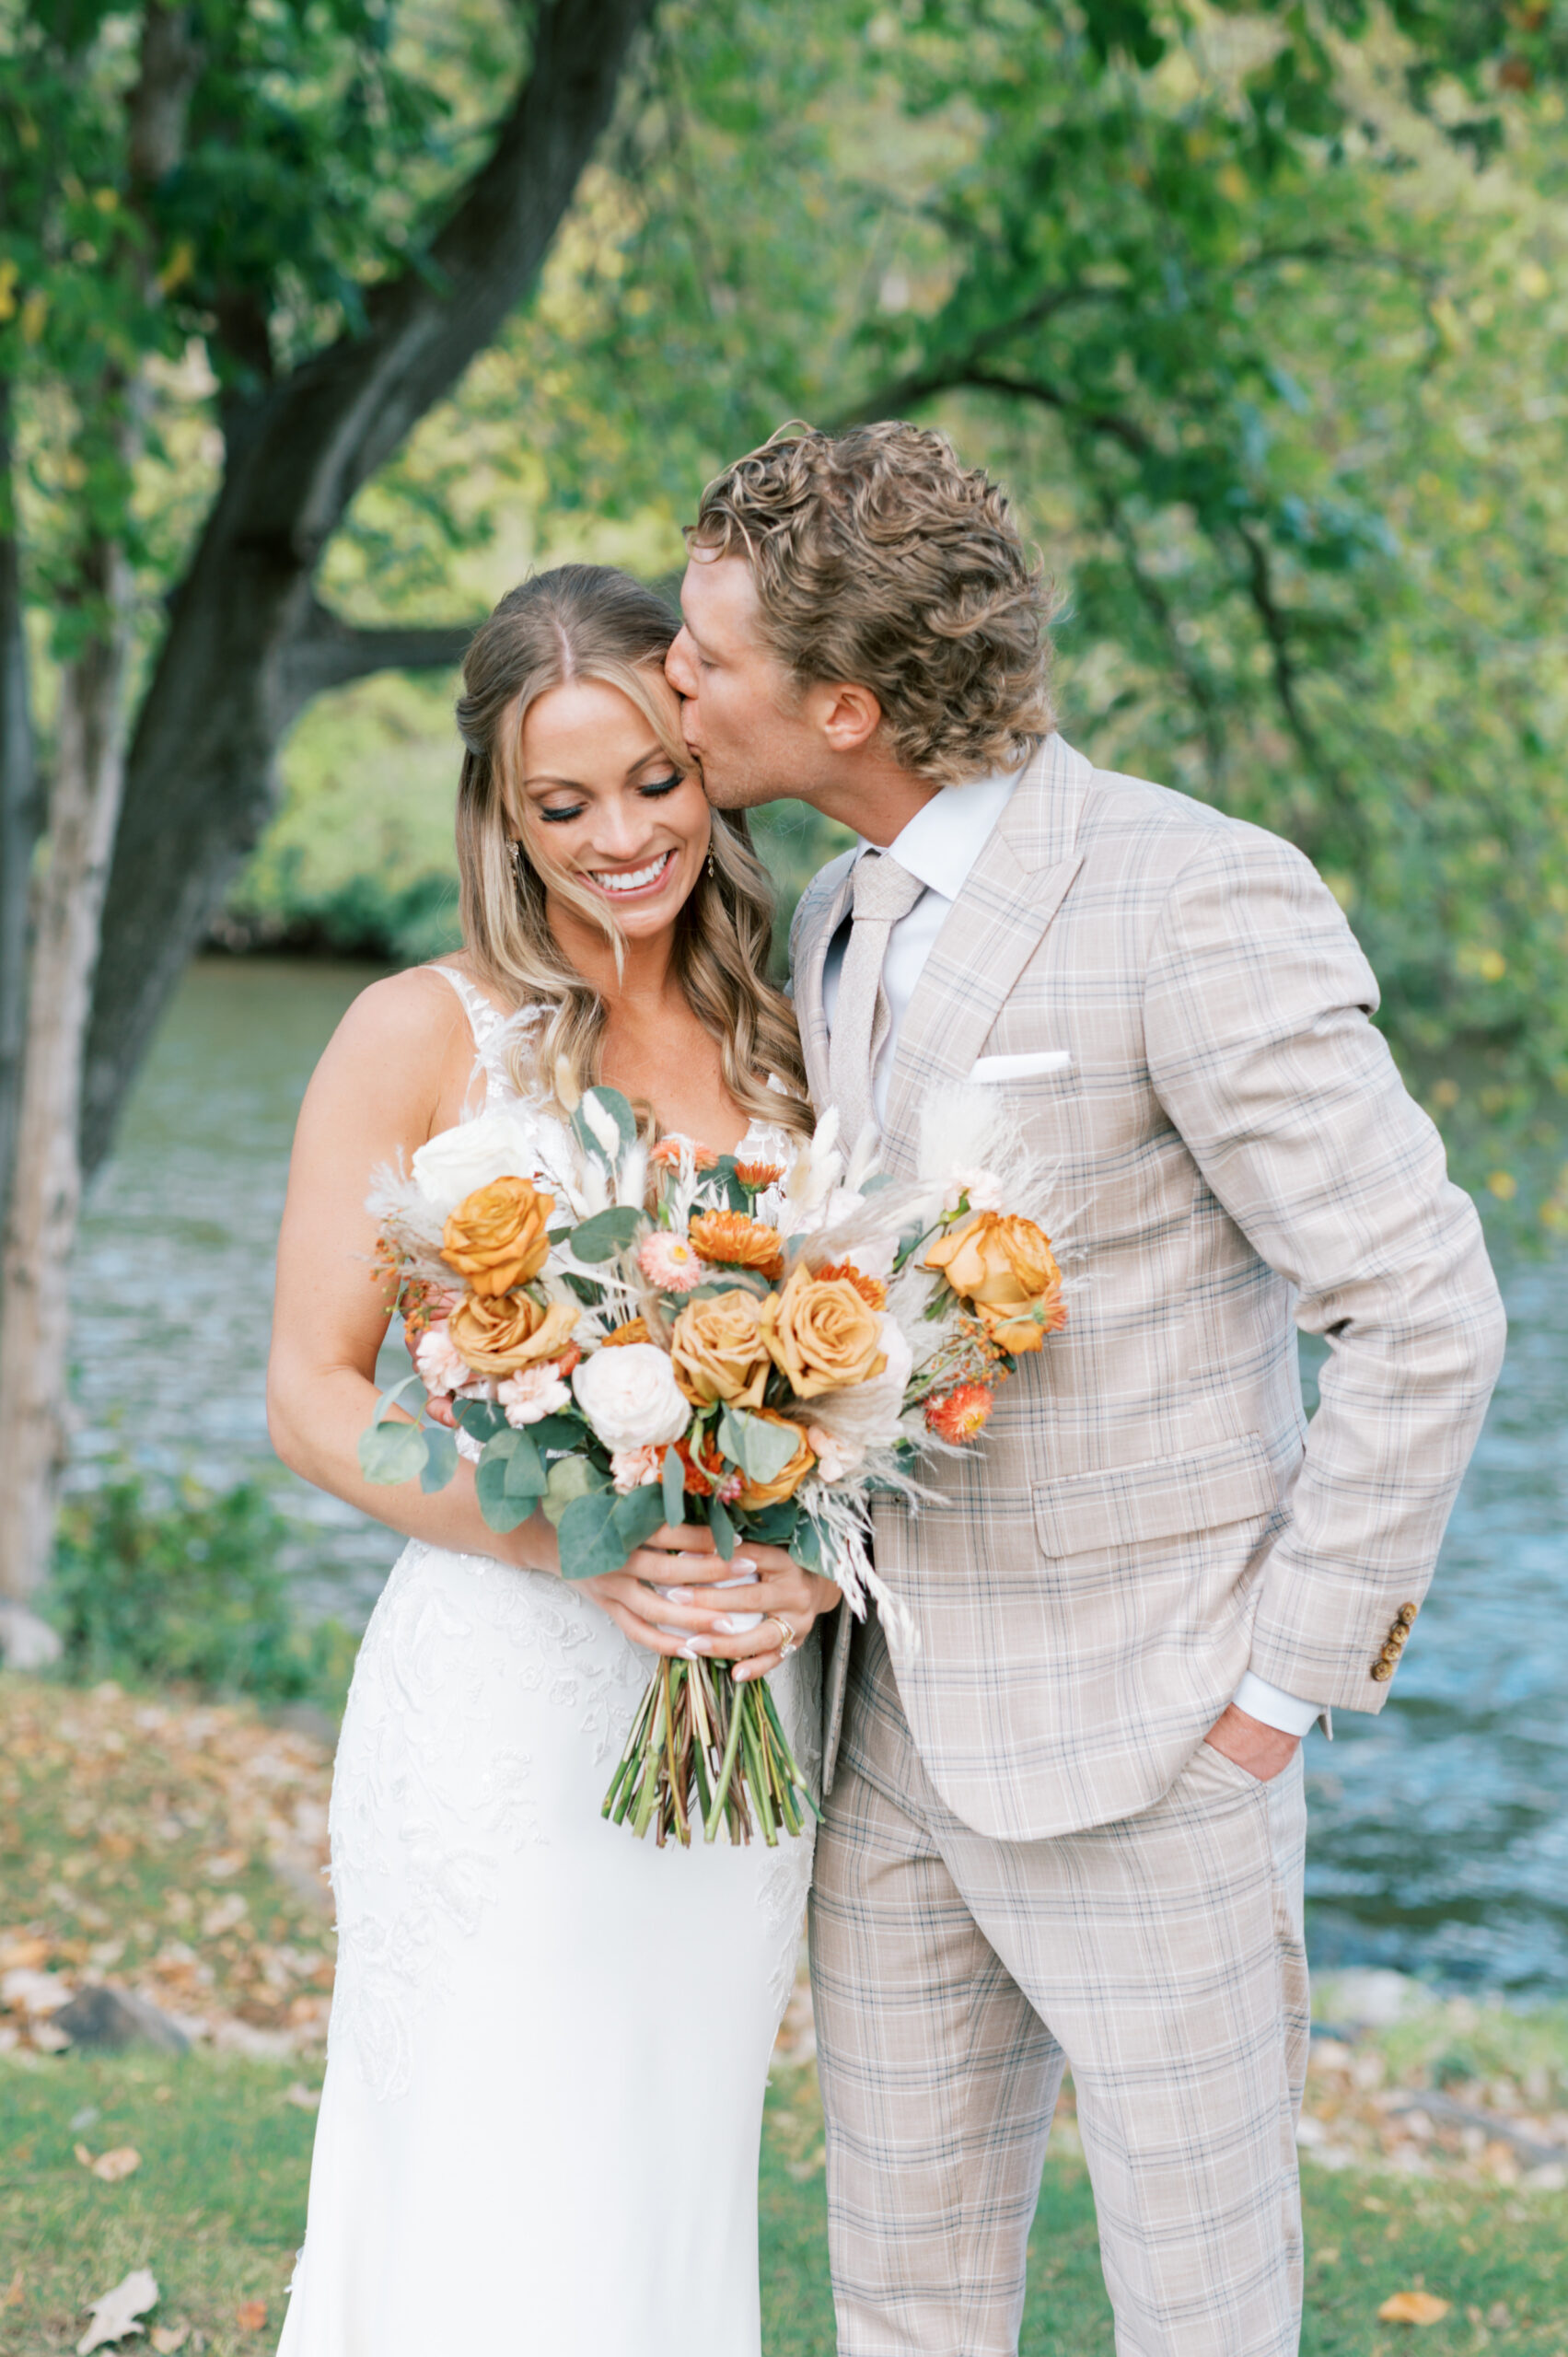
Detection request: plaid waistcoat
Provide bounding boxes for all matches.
[791,735,1505,1841]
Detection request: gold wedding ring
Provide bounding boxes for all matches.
[766,1613,799,1657]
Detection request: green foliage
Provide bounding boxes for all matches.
[46,1472,356,1710]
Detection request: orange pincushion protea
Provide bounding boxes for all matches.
[924,1383,997,1444]
[688,1209,786,1282]
[811,1260,888,1312]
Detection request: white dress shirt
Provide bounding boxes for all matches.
[819,765,1325,1743]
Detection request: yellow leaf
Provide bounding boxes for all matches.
[1486,1171,1517,1202]
[18,290,47,345]
[0,261,17,323]
[157,239,195,296]
[1377,2290,1451,2325]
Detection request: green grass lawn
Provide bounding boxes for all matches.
[3,2049,1563,2356]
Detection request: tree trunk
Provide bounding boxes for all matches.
[0,543,131,1657]
[80,0,659,1180]
[0,390,39,1241]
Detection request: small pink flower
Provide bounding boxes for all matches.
[807,1425,864,1485]
[610,1444,664,1492]
[636,1231,704,1293]
[415,1320,470,1399]
[497,1364,574,1427]
[717,1469,745,1505]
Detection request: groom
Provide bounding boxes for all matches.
[666,424,1504,2356]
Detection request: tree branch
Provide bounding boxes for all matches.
[1231,519,1354,822]
[282,607,481,706]
[0,389,39,1233]
[845,361,1155,459]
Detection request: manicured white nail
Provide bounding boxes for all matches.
[665,1587,694,1605]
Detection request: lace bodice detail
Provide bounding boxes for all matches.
[428,960,799,1165]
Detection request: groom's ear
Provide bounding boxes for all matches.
[807,679,882,756]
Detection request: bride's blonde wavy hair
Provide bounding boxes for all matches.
[454,563,812,1139]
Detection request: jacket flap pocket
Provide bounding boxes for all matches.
[1032,1434,1280,1560]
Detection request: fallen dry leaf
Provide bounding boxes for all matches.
[1377,2290,1452,2326]
[4,2268,22,2306]
[235,2301,267,2332]
[150,2329,189,2352]
[76,2266,158,2353]
[283,2082,319,2110]
[0,1934,49,1971]
[77,2145,142,2183]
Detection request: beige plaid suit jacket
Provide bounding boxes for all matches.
[793,733,1505,1844]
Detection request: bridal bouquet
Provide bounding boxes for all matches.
[361,1073,1067,1849]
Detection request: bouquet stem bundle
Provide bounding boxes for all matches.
[602,1651,819,1847]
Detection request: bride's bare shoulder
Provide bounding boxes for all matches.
[306,966,477,1113]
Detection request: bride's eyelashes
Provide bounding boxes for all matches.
[532,775,684,828]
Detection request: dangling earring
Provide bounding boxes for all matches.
[705,851,717,882]
[509,839,525,886]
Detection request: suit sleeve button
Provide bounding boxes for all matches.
[1371,1661,1395,1681]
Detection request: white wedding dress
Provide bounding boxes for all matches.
[277,968,819,2357]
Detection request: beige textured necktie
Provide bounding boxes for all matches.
[826,850,925,1153]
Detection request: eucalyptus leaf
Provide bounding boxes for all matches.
[790,1515,824,1574]
[503,1428,547,1498]
[475,1451,539,1532]
[529,1412,585,1454]
[375,1372,426,1421]
[542,1455,610,1528]
[453,1397,506,1443]
[662,1445,686,1530]
[358,1422,429,1487]
[557,1488,633,1580]
[419,1425,459,1493]
[567,1205,645,1262]
[572,1086,637,1167]
[709,1494,738,1561]
[719,1405,800,1486]
[611,1481,668,1554]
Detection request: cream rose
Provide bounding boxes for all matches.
[412,1109,543,1212]
[447,1290,579,1376]
[670,1289,772,1409]
[573,1342,691,1455]
[760,1264,888,1399]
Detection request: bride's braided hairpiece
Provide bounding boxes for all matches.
[453,563,811,1143]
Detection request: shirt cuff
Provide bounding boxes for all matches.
[1232,1671,1324,1739]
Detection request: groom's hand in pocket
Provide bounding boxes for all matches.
[1202,1703,1301,1783]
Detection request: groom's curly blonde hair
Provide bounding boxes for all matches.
[687,423,1058,785]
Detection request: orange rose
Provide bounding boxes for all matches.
[600,1317,651,1349]
[442,1176,554,1298]
[731,1411,815,1510]
[669,1290,772,1409]
[447,1290,579,1376]
[760,1265,888,1399]
[688,1209,786,1283]
[924,1213,1064,1356]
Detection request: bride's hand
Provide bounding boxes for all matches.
[577,1525,841,1673]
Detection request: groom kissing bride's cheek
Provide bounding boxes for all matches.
[667,424,1505,2356]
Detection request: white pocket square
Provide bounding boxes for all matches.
[969,1050,1073,1083]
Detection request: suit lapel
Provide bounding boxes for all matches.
[877,735,1092,1175]
[791,850,856,1110]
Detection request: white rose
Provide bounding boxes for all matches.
[412,1109,542,1211]
[573,1343,691,1455]
[942,1165,1005,1214]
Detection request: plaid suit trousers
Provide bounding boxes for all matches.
[810,1613,1310,2357]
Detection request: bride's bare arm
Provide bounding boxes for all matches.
[267,969,566,1569]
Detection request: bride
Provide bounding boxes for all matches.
[268,564,842,2356]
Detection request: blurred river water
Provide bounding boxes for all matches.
[74,958,1568,1993]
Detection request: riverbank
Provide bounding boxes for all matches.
[4,1674,1565,2353]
